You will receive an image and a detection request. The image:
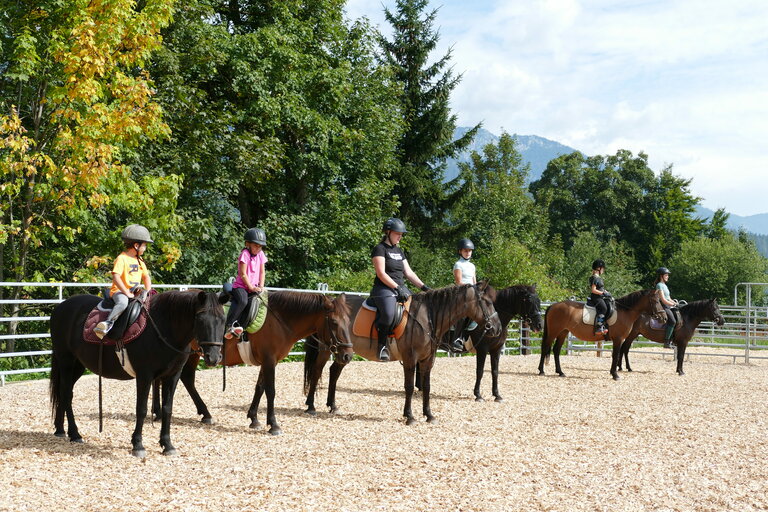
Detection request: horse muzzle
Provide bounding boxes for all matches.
[198,341,223,366]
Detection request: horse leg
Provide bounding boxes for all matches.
[610,339,622,380]
[326,360,345,414]
[490,346,503,402]
[151,378,161,422]
[538,334,552,376]
[54,356,85,442]
[131,377,152,458]
[402,362,417,425]
[158,373,181,456]
[676,342,687,376]
[262,362,281,435]
[553,334,567,377]
[415,364,422,392]
[474,348,488,402]
[621,336,635,372]
[247,369,265,429]
[304,349,331,416]
[179,354,212,424]
[420,358,436,423]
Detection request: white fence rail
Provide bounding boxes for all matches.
[1,282,766,385]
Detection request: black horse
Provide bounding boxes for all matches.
[49,290,225,457]
[618,298,725,375]
[436,284,543,402]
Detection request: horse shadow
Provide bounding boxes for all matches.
[0,428,127,459]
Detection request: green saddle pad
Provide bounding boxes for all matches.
[224,290,268,334]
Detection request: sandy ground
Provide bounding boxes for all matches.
[1,350,767,512]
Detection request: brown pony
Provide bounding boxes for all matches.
[618,298,725,375]
[303,282,502,424]
[154,291,352,435]
[537,289,664,380]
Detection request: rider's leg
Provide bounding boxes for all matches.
[95,292,128,338]
[663,306,677,349]
[593,298,608,334]
[373,295,396,361]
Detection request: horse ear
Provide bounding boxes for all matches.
[218,292,229,305]
[197,291,208,305]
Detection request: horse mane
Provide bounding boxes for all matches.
[152,290,220,333]
[411,284,479,333]
[679,299,711,319]
[495,285,535,312]
[614,289,654,310]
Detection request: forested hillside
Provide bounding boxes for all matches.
[2,0,767,325]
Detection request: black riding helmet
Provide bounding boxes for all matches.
[457,238,475,255]
[244,227,267,246]
[657,267,670,275]
[592,259,606,270]
[383,218,407,233]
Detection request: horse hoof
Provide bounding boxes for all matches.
[474,397,484,402]
[163,447,178,456]
[54,431,66,438]
[304,408,317,417]
[558,373,566,378]
[612,374,621,381]
[201,417,213,425]
[329,406,339,414]
[426,416,437,424]
[405,417,417,426]
[678,371,685,376]
[538,370,545,376]
[269,427,282,436]
[131,449,146,458]
[249,419,260,429]
[70,437,84,444]
[494,397,504,403]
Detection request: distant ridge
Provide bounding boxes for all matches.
[695,206,768,236]
[446,127,577,183]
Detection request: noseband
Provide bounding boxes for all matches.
[322,314,353,354]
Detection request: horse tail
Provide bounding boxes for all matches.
[541,305,552,365]
[49,346,61,419]
[303,335,322,396]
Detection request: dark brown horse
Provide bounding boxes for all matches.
[425,285,543,402]
[49,290,226,457]
[618,298,725,375]
[537,289,664,380]
[157,291,353,435]
[303,282,502,424]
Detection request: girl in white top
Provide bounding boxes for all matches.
[450,238,477,351]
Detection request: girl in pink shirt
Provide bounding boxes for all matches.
[225,228,268,338]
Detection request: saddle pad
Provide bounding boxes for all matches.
[83,297,150,345]
[582,305,617,326]
[353,297,411,339]
[649,310,683,330]
[224,291,269,334]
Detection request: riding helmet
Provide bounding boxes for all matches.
[121,224,153,244]
[245,227,267,246]
[657,266,670,275]
[383,218,407,233]
[457,238,475,253]
[592,259,606,270]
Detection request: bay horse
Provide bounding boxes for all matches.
[618,299,725,375]
[303,282,502,425]
[49,290,226,457]
[537,289,664,380]
[160,291,353,435]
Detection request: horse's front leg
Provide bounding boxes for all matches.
[262,362,281,435]
[326,359,345,414]
[610,339,622,380]
[304,350,331,416]
[179,355,212,423]
[676,342,687,376]
[553,335,567,377]
[402,362,417,425]
[420,358,436,423]
[474,347,488,401]
[131,377,152,458]
[490,346,503,402]
[158,373,181,455]
[247,369,265,429]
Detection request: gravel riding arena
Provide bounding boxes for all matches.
[2,351,767,511]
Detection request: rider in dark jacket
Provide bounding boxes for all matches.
[589,259,610,335]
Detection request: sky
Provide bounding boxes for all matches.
[344,0,768,216]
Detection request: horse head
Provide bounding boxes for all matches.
[194,291,227,366]
[319,293,354,364]
[709,298,725,326]
[472,281,502,338]
[523,285,543,332]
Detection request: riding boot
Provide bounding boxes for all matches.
[594,315,608,335]
[377,331,390,362]
[663,324,675,349]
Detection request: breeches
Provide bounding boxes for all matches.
[226,287,249,326]
[107,292,129,322]
[662,305,677,328]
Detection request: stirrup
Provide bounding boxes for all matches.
[378,345,390,362]
[451,338,465,352]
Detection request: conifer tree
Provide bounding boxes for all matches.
[380,0,479,238]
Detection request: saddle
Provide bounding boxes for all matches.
[352,297,411,339]
[649,309,683,330]
[225,290,268,334]
[582,304,618,326]
[83,289,154,345]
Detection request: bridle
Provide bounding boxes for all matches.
[475,287,500,336]
[320,313,353,354]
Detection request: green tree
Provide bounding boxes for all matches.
[379,0,478,238]
[668,231,768,303]
[132,0,404,285]
[702,208,730,240]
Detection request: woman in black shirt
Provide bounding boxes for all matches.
[589,259,610,335]
[371,218,430,361]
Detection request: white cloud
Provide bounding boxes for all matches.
[346,0,768,215]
